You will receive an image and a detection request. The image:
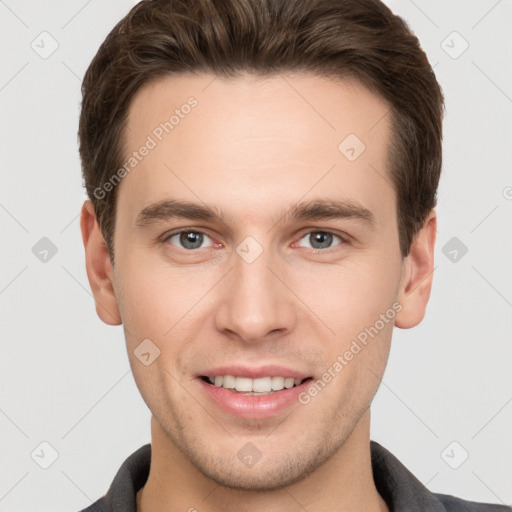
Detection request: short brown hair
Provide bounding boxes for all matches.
[78,0,444,264]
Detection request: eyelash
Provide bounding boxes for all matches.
[162,228,349,253]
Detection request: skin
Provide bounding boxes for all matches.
[81,72,436,512]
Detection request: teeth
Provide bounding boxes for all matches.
[207,375,305,392]
[222,375,235,388]
[235,376,253,392]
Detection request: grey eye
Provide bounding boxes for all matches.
[168,230,213,250]
[297,231,342,250]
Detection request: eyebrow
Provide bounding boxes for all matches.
[135,198,375,229]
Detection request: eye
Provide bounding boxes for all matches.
[295,230,345,250]
[165,230,215,250]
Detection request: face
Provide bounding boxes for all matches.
[83,72,434,491]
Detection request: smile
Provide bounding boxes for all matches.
[201,375,311,394]
[197,374,314,419]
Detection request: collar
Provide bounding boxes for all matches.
[82,441,510,512]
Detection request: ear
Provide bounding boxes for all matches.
[394,209,437,329]
[80,199,122,326]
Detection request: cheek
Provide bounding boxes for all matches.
[310,316,393,417]
[115,252,217,344]
[114,259,174,342]
[293,253,401,333]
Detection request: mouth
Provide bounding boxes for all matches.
[199,375,314,395]
[196,373,315,419]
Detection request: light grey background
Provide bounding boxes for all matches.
[0,1,511,511]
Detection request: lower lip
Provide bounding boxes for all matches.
[197,378,312,419]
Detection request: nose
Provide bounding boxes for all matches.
[214,243,297,344]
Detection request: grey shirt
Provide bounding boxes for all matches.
[79,441,511,511]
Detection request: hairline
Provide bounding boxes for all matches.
[103,70,402,264]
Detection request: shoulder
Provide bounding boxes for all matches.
[78,500,109,512]
[370,440,511,512]
[77,444,151,512]
[435,493,512,512]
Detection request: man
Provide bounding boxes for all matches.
[77,0,510,510]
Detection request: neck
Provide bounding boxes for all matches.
[137,410,388,512]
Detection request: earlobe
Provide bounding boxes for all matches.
[80,200,122,326]
[394,210,437,329]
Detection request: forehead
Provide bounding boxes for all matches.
[118,72,395,228]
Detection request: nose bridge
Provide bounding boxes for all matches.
[214,237,295,341]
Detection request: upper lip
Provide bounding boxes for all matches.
[197,365,312,380]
